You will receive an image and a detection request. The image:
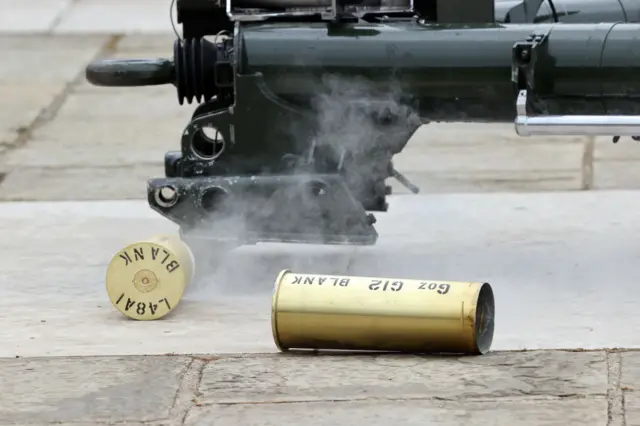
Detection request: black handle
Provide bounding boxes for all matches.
[85,58,174,87]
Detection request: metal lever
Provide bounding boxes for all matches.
[515,90,640,137]
[391,167,419,194]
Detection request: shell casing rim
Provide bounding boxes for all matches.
[271,268,292,351]
[105,238,192,321]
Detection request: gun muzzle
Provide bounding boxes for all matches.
[85,58,175,87]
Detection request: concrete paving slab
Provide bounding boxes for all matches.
[388,168,583,194]
[54,89,193,121]
[594,135,640,160]
[411,123,589,146]
[0,84,64,147]
[0,35,108,152]
[627,396,640,426]
[116,33,179,51]
[621,352,640,426]
[1,119,184,167]
[0,85,63,126]
[391,130,586,193]
[0,0,72,33]
[591,123,640,191]
[53,0,177,34]
[594,160,640,189]
[0,165,164,200]
[0,35,108,83]
[196,352,607,403]
[397,140,584,172]
[0,355,191,424]
[182,351,609,425]
[0,351,616,426]
[183,397,608,426]
[1,191,640,358]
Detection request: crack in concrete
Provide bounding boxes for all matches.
[173,359,207,426]
[0,34,123,157]
[48,0,82,34]
[582,136,595,190]
[607,352,624,426]
[197,394,607,406]
[170,358,195,414]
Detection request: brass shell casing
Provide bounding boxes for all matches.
[271,270,495,355]
[105,234,195,320]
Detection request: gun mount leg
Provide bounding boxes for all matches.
[148,174,379,246]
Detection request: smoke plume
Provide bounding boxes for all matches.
[184,73,421,300]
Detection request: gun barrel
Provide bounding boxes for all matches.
[85,58,174,87]
[238,22,640,122]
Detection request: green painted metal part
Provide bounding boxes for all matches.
[236,21,640,121]
[83,20,640,247]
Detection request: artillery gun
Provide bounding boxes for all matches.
[86,0,640,271]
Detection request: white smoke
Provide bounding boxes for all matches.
[183,73,421,299]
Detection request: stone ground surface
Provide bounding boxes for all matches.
[2,2,640,425]
[3,195,640,426]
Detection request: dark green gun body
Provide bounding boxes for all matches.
[85,20,640,250]
[238,21,640,120]
[87,21,640,122]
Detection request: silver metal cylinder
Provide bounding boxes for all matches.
[516,115,640,136]
[515,90,640,137]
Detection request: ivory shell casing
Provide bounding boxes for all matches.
[271,270,495,355]
[105,234,195,320]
